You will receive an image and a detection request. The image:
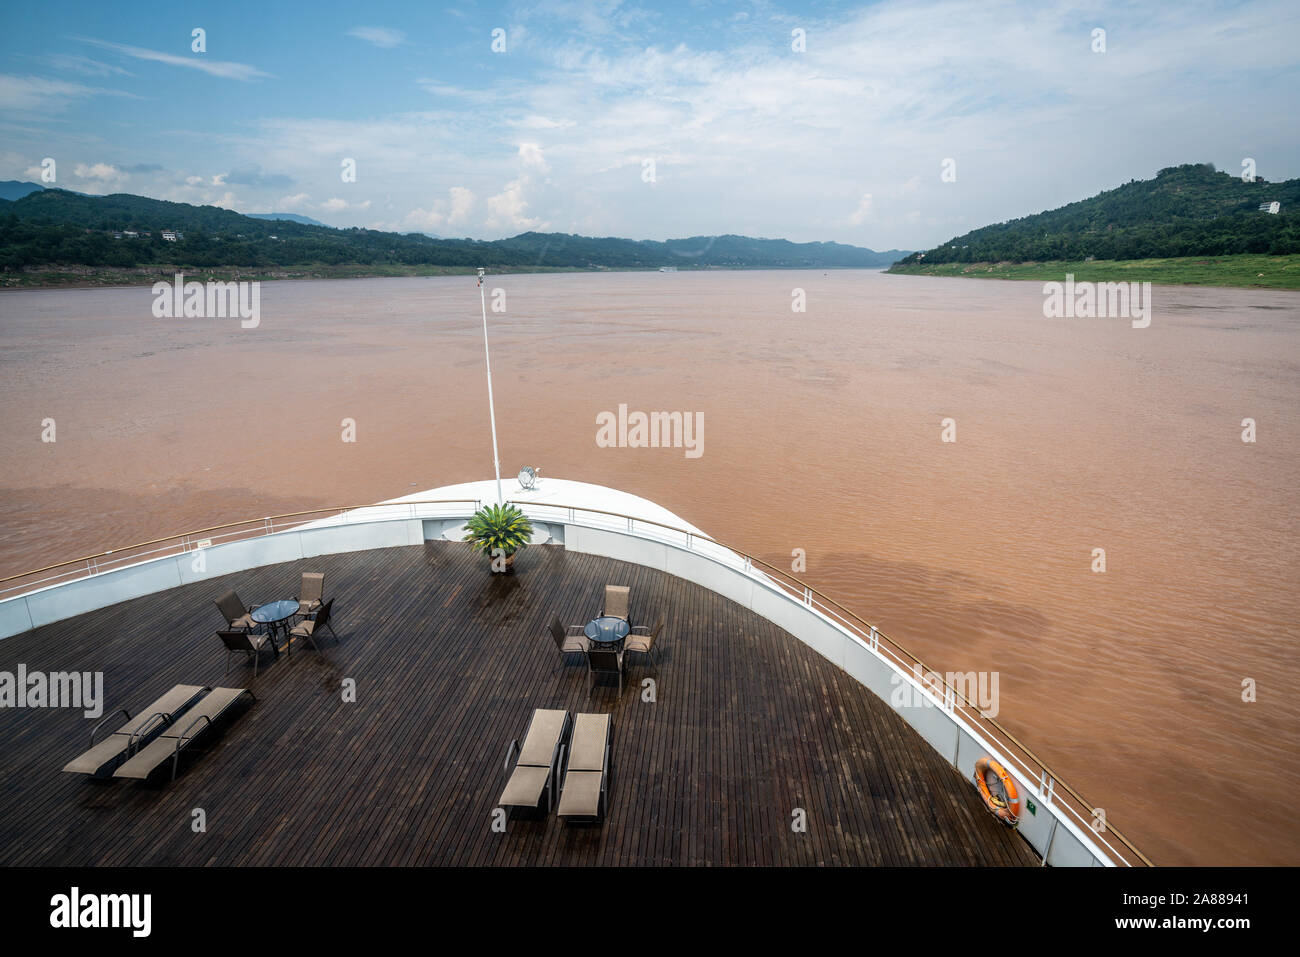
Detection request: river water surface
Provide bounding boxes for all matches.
[0,269,1295,865]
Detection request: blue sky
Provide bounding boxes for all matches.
[2,0,1298,248]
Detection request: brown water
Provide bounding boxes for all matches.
[0,270,1296,865]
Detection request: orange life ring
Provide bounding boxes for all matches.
[974,757,1021,825]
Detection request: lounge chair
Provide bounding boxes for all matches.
[297,572,325,618]
[625,619,663,668]
[586,647,625,696]
[497,708,569,818]
[557,713,612,823]
[214,589,258,632]
[548,615,588,655]
[61,684,208,777]
[288,598,337,652]
[114,687,255,781]
[602,585,630,621]
[217,629,274,678]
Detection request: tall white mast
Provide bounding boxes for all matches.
[477,267,504,506]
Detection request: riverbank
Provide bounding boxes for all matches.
[886,254,1300,289]
[0,262,585,290]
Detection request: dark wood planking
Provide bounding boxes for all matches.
[0,541,1038,866]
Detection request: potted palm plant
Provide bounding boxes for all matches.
[463,503,534,574]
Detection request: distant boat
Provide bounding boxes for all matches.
[658,266,677,272]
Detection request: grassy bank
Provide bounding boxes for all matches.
[886,254,1300,290]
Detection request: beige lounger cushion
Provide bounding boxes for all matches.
[62,735,137,776]
[624,635,651,653]
[517,709,567,766]
[113,735,184,780]
[568,713,609,772]
[557,770,604,817]
[499,765,551,807]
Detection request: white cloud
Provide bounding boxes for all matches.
[447,186,475,225]
[320,197,371,212]
[848,194,872,226]
[518,142,548,171]
[0,73,132,111]
[45,54,134,78]
[396,186,476,231]
[74,162,121,180]
[486,177,546,231]
[77,38,272,81]
[347,26,407,48]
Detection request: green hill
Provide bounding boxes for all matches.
[892,164,1300,265]
[0,189,906,274]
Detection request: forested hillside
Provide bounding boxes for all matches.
[893,164,1299,265]
[0,189,905,271]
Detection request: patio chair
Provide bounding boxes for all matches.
[288,598,337,652]
[557,713,612,824]
[61,684,208,777]
[548,615,588,655]
[497,709,569,818]
[217,629,274,678]
[602,584,630,621]
[214,589,258,632]
[114,687,256,782]
[297,572,325,618]
[625,619,663,668]
[586,647,625,696]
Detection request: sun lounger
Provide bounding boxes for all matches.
[113,687,255,781]
[61,684,208,777]
[557,713,612,823]
[497,708,569,817]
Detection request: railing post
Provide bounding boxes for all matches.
[803,586,813,606]
[1039,770,1056,805]
[869,626,879,650]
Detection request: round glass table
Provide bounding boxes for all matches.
[584,616,630,648]
[251,599,301,656]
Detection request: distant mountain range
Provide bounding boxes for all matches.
[0,180,53,201]
[246,212,330,228]
[0,187,908,271]
[893,163,1299,265]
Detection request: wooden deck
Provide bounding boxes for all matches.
[0,542,1038,866]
